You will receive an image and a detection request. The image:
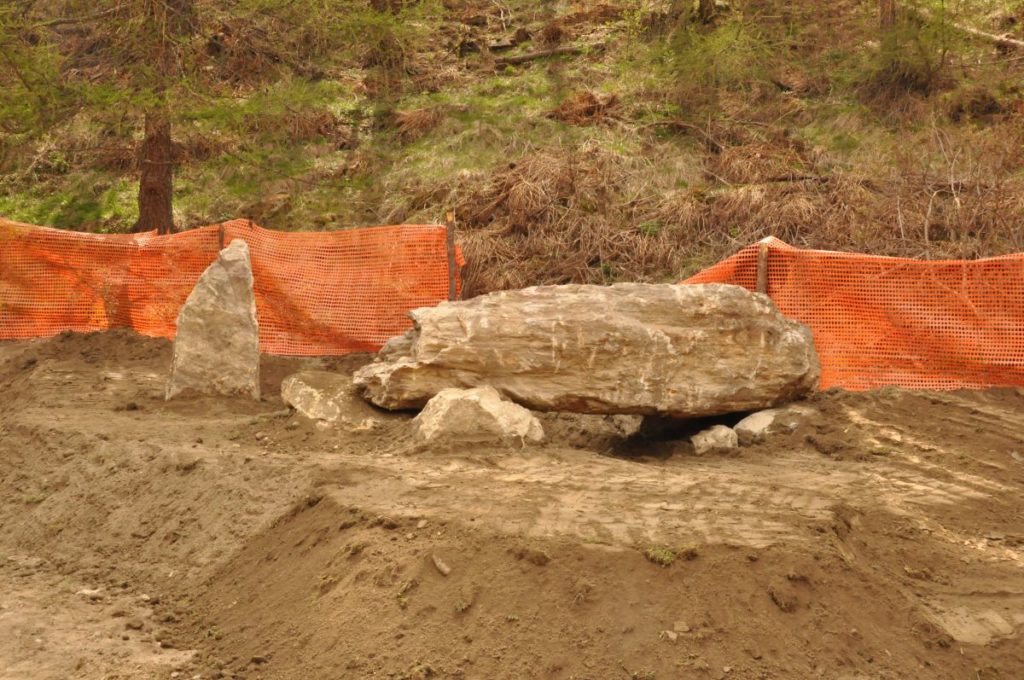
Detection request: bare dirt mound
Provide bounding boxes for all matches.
[1,331,1022,679]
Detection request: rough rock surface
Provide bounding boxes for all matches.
[691,425,739,454]
[355,283,819,417]
[282,370,382,431]
[413,386,544,446]
[777,404,817,431]
[166,240,260,400]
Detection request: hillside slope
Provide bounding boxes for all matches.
[2,0,1024,294]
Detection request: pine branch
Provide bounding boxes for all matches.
[494,44,602,66]
[27,5,123,31]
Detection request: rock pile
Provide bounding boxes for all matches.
[689,404,817,454]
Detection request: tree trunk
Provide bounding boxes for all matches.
[698,0,716,24]
[130,0,196,235]
[880,0,897,31]
[880,0,899,55]
[132,112,175,234]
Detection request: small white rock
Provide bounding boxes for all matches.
[691,425,738,454]
[734,409,777,445]
[432,554,452,576]
[76,587,104,602]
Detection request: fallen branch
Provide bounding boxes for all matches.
[639,119,723,153]
[701,178,823,195]
[916,7,1024,50]
[28,5,123,30]
[494,44,600,66]
[953,22,1024,50]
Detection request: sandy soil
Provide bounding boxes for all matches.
[1,330,1022,679]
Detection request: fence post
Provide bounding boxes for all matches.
[446,211,457,301]
[756,239,770,296]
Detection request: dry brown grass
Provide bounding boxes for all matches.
[202,19,297,86]
[538,22,566,47]
[58,129,232,173]
[451,140,690,295]
[243,109,354,147]
[61,141,137,172]
[709,142,809,184]
[445,114,1024,296]
[561,3,622,27]
[392,108,445,144]
[548,91,619,125]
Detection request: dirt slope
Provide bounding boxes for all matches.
[1,331,1022,679]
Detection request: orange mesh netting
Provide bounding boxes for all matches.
[685,238,1024,391]
[0,218,462,355]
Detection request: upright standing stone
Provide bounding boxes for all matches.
[166,239,260,400]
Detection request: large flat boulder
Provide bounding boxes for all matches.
[282,370,383,431]
[354,283,819,417]
[166,240,260,400]
[414,386,544,447]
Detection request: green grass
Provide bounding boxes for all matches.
[4,0,1024,291]
[0,176,135,230]
[644,546,676,567]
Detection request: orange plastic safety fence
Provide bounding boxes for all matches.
[684,238,1024,391]
[0,218,462,356]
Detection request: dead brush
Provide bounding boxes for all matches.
[561,3,622,27]
[453,141,689,295]
[243,109,353,147]
[652,182,826,253]
[62,140,137,172]
[204,20,289,86]
[458,214,687,296]
[425,113,1024,296]
[538,22,565,46]
[548,91,619,126]
[362,27,408,72]
[709,142,811,184]
[392,108,444,144]
[457,142,613,232]
[61,129,228,172]
[175,133,232,163]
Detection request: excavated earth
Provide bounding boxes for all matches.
[1,330,1022,680]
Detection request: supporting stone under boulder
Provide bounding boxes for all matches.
[414,386,545,447]
[691,425,739,454]
[355,283,819,418]
[166,239,260,400]
[734,409,778,446]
